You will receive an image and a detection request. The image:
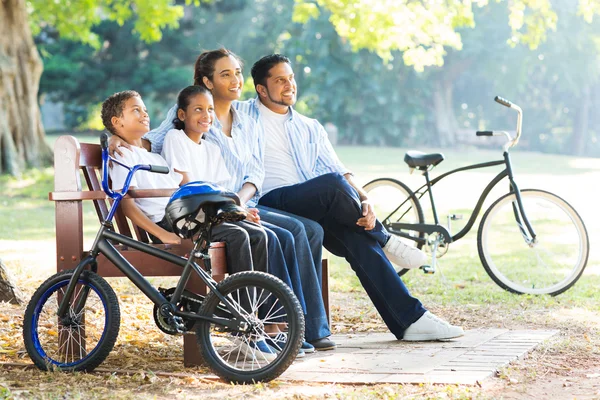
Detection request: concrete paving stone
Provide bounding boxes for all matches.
[280,329,558,385]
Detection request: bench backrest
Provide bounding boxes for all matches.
[51,135,225,279]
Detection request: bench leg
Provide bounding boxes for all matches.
[321,259,330,328]
[183,271,207,367]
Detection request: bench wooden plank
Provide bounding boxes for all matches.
[51,135,330,367]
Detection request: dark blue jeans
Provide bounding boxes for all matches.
[259,205,330,342]
[259,173,427,339]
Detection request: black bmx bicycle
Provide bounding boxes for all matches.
[22,134,304,383]
[364,96,589,296]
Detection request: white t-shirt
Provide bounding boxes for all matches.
[161,129,231,189]
[110,146,182,222]
[259,102,303,194]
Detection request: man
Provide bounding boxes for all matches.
[236,54,464,341]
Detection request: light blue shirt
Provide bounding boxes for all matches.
[234,97,350,182]
[145,104,264,206]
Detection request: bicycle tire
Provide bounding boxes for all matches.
[363,178,425,276]
[478,189,589,295]
[23,270,120,371]
[196,271,304,383]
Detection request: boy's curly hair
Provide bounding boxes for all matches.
[101,90,140,135]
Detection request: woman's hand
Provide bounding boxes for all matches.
[356,200,376,230]
[245,207,261,224]
[107,135,131,157]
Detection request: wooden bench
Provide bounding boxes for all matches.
[50,135,330,366]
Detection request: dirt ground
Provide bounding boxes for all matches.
[2,288,600,399]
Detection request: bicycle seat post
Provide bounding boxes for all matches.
[423,169,440,225]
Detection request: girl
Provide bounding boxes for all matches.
[161,85,305,355]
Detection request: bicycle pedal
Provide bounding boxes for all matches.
[169,315,186,333]
[420,265,435,274]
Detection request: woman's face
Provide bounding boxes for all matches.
[179,92,214,136]
[205,55,243,102]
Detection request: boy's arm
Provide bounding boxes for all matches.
[120,197,181,244]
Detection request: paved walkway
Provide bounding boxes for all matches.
[281,329,558,385]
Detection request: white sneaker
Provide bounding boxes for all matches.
[403,311,465,341]
[383,234,428,270]
[232,337,278,361]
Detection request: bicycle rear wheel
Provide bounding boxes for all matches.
[478,189,589,295]
[196,271,304,383]
[23,270,120,371]
[363,178,425,276]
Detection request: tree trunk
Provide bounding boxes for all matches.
[0,0,52,176]
[432,79,460,147]
[0,259,24,304]
[571,85,591,156]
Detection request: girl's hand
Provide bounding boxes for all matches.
[245,207,261,224]
[159,231,182,245]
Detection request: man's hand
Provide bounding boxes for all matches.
[245,207,261,224]
[357,200,376,230]
[108,135,131,157]
[158,231,182,245]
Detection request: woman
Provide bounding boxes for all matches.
[110,49,334,351]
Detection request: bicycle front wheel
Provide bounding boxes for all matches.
[478,189,589,295]
[196,271,304,383]
[364,178,425,276]
[23,270,120,371]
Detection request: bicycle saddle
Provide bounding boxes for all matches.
[165,181,245,238]
[404,151,445,169]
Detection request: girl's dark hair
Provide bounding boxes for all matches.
[172,85,213,130]
[193,48,244,88]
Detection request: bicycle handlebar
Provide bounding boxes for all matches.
[494,96,512,108]
[476,96,523,152]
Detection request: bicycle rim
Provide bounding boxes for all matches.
[478,189,589,295]
[24,271,119,370]
[197,272,304,383]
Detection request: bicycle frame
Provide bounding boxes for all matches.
[387,97,537,246]
[56,139,251,333]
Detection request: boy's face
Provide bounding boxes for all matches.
[112,96,150,139]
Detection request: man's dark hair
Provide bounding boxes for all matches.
[193,48,244,88]
[101,90,140,135]
[250,54,291,91]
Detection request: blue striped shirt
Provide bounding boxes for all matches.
[234,98,349,183]
[145,97,349,201]
[145,104,264,206]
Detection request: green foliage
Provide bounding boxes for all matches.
[27,0,184,48]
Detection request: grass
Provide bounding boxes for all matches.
[1,139,600,398]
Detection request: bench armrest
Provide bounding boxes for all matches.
[49,188,178,201]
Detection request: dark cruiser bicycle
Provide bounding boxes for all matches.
[23,133,304,383]
[364,96,589,296]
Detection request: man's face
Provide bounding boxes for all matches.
[258,62,297,113]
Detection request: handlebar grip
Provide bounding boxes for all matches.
[149,165,170,174]
[494,96,512,108]
[100,133,109,150]
[476,131,494,136]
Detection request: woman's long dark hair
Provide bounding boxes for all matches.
[172,85,212,130]
[193,48,243,88]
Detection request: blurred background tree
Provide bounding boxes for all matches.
[2,0,600,177]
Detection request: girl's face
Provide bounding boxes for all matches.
[204,55,243,102]
[179,92,214,136]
